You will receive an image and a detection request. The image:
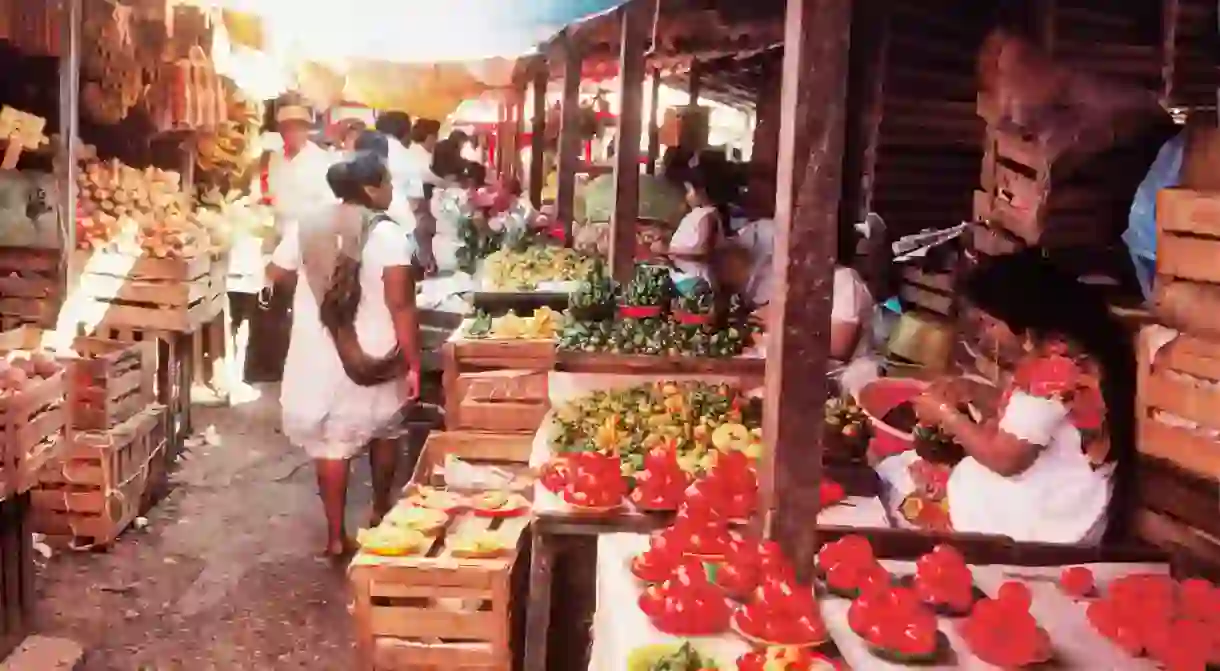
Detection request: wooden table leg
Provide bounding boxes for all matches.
[523,531,555,671]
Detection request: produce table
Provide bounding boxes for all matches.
[554,351,765,387]
[589,531,1172,671]
[524,391,891,671]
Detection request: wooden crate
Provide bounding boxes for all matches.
[898,266,954,317]
[0,246,60,326]
[30,404,166,549]
[68,250,225,333]
[450,371,549,434]
[410,431,534,493]
[0,370,68,498]
[0,326,156,430]
[1155,188,1220,283]
[441,334,555,424]
[349,503,531,671]
[1136,326,1220,482]
[0,493,35,662]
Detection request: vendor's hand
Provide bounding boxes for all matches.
[403,369,421,401]
[912,389,956,427]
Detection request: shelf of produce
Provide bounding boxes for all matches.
[554,351,765,387]
[349,501,531,671]
[30,404,167,549]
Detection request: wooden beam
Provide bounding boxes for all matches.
[646,69,662,175]
[761,0,853,583]
[611,3,649,281]
[689,58,703,103]
[529,63,548,208]
[557,33,583,245]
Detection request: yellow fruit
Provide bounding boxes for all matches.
[711,423,750,451]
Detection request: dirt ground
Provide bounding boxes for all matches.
[34,384,403,670]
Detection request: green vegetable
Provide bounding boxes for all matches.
[649,642,715,671]
[672,278,714,315]
[466,310,493,338]
[621,265,672,307]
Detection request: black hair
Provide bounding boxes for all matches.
[326,151,388,208]
[410,118,441,144]
[448,129,470,146]
[661,146,694,186]
[375,112,411,143]
[685,161,737,240]
[960,249,1136,543]
[353,130,389,159]
[432,138,466,179]
[463,160,486,186]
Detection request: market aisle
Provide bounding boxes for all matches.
[35,385,375,670]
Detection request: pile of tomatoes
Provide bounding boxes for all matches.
[911,544,975,614]
[815,535,890,598]
[733,573,829,646]
[736,646,838,671]
[847,584,940,661]
[683,449,758,521]
[961,582,1052,667]
[638,561,733,636]
[714,538,789,600]
[558,451,625,509]
[1086,573,1220,669]
[630,445,692,510]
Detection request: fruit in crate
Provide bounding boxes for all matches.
[736,647,838,671]
[382,505,448,534]
[848,585,940,662]
[911,544,975,614]
[562,451,626,509]
[630,444,691,511]
[356,525,427,557]
[1086,573,1220,668]
[549,380,761,479]
[643,561,732,637]
[75,158,210,257]
[733,575,828,646]
[961,584,1052,667]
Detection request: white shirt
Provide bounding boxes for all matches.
[947,391,1112,544]
[263,142,335,227]
[669,206,715,284]
[401,143,443,200]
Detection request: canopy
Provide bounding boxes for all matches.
[182,0,629,63]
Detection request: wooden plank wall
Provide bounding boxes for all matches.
[1163,0,1220,110]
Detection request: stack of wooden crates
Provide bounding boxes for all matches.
[67,249,229,449]
[0,327,166,549]
[1136,183,1220,574]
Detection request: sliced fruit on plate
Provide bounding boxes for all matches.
[406,486,466,512]
[382,505,449,534]
[470,491,529,516]
[737,647,839,671]
[627,641,721,671]
[448,530,512,558]
[356,525,428,557]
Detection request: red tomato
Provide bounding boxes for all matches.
[1058,566,1095,598]
[540,459,569,492]
[897,617,938,656]
[858,563,892,597]
[1086,599,1119,638]
[735,651,766,671]
[997,581,1032,611]
[756,541,790,573]
[826,562,862,594]
[638,585,665,617]
[1179,578,1220,622]
[837,535,875,566]
[631,549,678,583]
[717,562,759,598]
[819,479,846,508]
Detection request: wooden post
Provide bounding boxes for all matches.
[750,57,782,180]
[557,33,582,245]
[646,69,662,175]
[511,87,525,182]
[689,58,702,104]
[529,63,549,209]
[610,3,647,282]
[761,0,853,583]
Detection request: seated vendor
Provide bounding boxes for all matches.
[716,227,878,394]
[904,249,1133,545]
[651,164,729,294]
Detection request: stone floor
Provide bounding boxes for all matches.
[34,384,398,670]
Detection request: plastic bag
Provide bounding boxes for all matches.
[1123,131,1186,299]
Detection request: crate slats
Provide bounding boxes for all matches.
[1136,326,1220,482]
[69,250,226,334]
[0,247,60,326]
[1,369,68,498]
[30,404,166,549]
[410,431,534,492]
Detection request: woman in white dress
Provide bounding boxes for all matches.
[267,152,421,557]
[908,250,1133,544]
[652,168,729,294]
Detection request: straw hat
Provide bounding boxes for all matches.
[275,104,313,125]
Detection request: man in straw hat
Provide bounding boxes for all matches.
[259,95,336,230]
